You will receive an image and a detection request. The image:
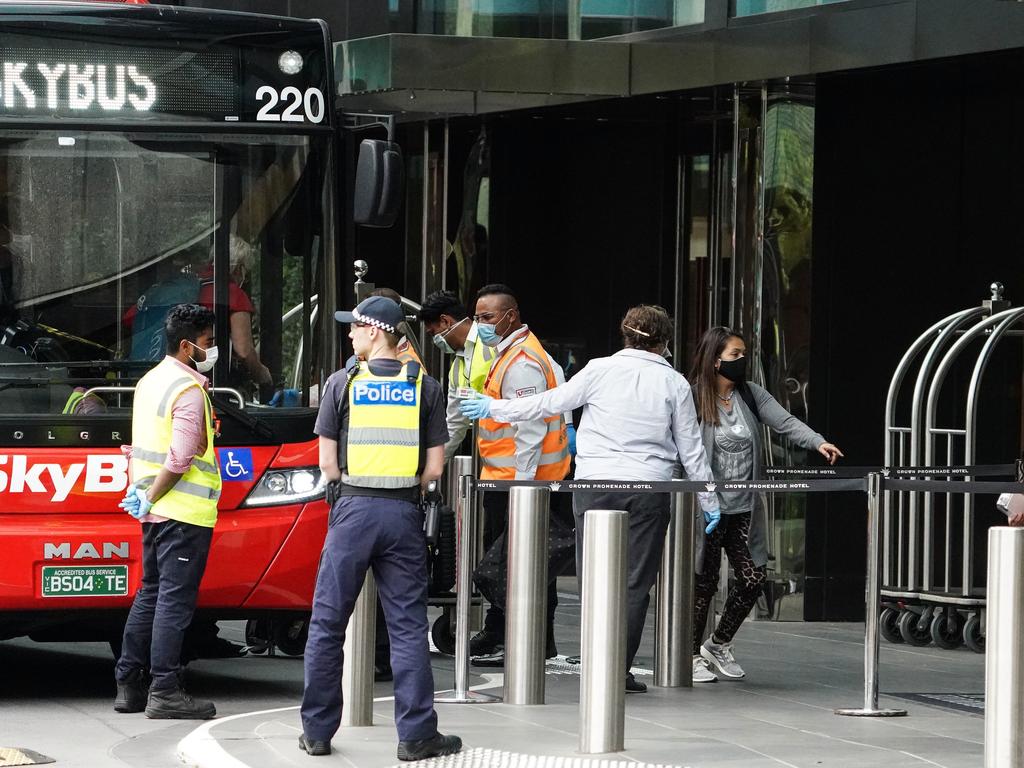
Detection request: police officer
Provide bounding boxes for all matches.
[299,296,461,761]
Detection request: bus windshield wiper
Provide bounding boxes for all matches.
[210,393,274,440]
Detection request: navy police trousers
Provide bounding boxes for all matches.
[301,495,438,743]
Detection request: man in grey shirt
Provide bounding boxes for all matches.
[461,304,720,693]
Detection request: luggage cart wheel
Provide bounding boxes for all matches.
[897,609,932,647]
[431,611,456,656]
[879,608,904,644]
[963,614,985,653]
[929,609,963,650]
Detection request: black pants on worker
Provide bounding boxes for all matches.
[572,491,671,672]
[473,491,576,640]
[693,510,767,654]
[115,520,213,691]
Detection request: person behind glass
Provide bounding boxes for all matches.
[689,326,843,682]
[460,305,721,693]
[113,304,221,720]
[298,295,461,761]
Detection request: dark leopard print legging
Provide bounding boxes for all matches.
[693,510,767,655]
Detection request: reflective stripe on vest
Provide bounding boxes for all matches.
[478,331,570,481]
[344,362,422,489]
[130,358,221,528]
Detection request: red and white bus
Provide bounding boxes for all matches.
[0,2,353,654]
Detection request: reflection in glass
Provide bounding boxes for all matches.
[0,131,326,414]
[733,0,846,17]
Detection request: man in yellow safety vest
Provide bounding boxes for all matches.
[113,303,221,720]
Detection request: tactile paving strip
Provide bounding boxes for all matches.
[388,747,691,768]
[0,748,55,767]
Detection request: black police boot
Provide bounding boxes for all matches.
[113,669,148,713]
[546,622,558,660]
[145,686,216,719]
[298,734,332,756]
[374,661,394,682]
[397,733,463,761]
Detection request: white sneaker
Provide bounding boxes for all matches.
[700,638,745,679]
[692,655,718,683]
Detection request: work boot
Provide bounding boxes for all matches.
[145,686,216,719]
[469,627,503,656]
[298,734,332,756]
[397,733,463,761]
[113,669,148,713]
[625,672,647,694]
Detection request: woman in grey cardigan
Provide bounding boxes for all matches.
[689,327,843,683]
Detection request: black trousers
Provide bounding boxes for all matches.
[572,491,671,672]
[473,491,576,636]
[116,519,213,691]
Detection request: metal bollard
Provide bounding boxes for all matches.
[985,526,1024,767]
[836,473,907,718]
[655,491,695,687]
[505,486,550,705]
[341,571,376,727]
[579,508,627,754]
[434,463,501,705]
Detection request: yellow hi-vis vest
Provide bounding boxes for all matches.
[131,358,221,528]
[448,323,496,394]
[344,361,423,489]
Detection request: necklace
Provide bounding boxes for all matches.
[717,392,732,404]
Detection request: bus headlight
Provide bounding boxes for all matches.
[243,467,324,507]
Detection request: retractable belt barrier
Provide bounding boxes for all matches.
[435,461,1023,751]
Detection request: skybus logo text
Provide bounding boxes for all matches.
[0,455,128,502]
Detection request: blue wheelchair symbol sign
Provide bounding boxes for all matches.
[217,448,254,481]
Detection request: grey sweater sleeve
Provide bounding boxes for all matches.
[748,382,826,451]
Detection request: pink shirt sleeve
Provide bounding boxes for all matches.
[166,386,206,474]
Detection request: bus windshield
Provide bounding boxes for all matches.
[0,129,328,416]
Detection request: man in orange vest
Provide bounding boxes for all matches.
[469,283,573,666]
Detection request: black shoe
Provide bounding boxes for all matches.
[298,734,332,756]
[113,669,148,713]
[566,654,581,665]
[470,648,505,667]
[546,637,558,660]
[145,686,216,719]
[625,673,647,694]
[397,733,463,762]
[374,663,394,682]
[469,628,503,656]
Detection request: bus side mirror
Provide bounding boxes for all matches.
[353,139,403,228]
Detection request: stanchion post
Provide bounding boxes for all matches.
[505,486,550,704]
[341,571,376,727]
[435,462,501,705]
[985,526,1024,768]
[580,508,627,754]
[655,490,694,687]
[836,472,907,718]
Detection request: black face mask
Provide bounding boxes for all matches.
[717,356,747,383]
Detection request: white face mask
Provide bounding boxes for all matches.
[188,341,219,373]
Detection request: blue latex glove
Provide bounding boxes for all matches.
[458,395,494,421]
[119,484,153,520]
[566,424,577,457]
[703,507,721,535]
[268,388,300,407]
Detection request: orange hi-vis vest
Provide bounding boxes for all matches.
[397,336,424,369]
[478,330,570,481]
